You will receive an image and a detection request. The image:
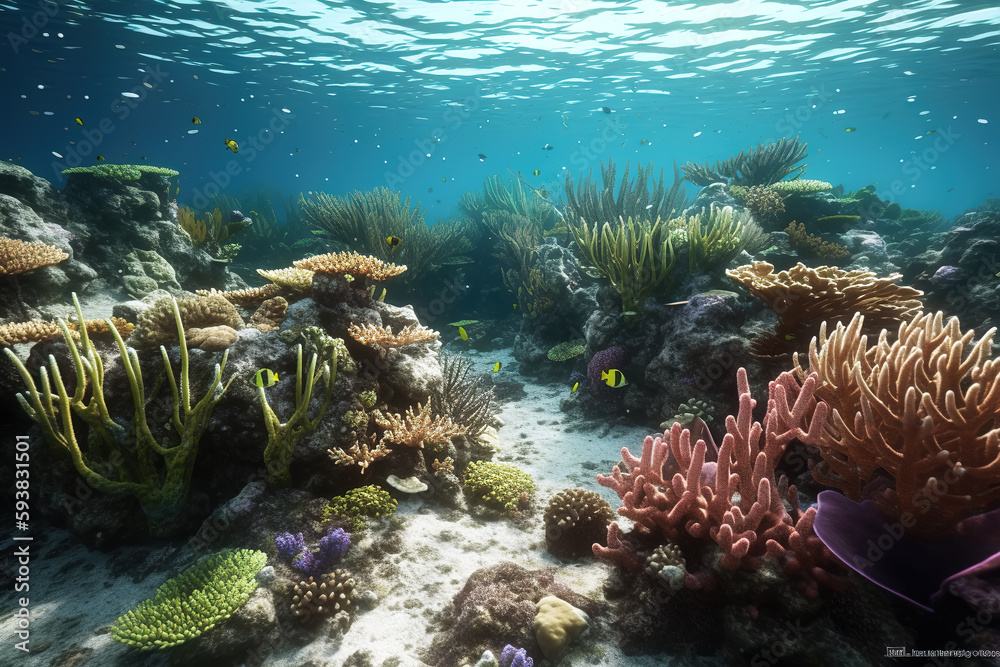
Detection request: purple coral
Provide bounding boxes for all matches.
[499,645,533,667]
[275,527,351,575]
[586,345,628,401]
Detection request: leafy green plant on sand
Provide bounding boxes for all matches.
[111,549,267,650]
[259,343,338,487]
[4,294,233,537]
[568,215,675,313]
[464,460,536,510]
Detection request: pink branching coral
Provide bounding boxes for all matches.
[595,367,845,596]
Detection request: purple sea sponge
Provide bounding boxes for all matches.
[275,532,307,560]
[587,345,628,401]
[499,644,533,667]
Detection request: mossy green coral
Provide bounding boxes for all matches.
[769,179,833,194]
[324,485,398,530]
[359,390,378,409]
[547,340,586,361]
[62,164,179,180]
[279,325,355,374]
[111,548,266,650]
[464,460,536,510]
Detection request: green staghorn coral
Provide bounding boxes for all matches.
[769,179,833,194]
[111,549,267,650]
[547,340,586,361]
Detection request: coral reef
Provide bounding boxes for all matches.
[348,322,440,348]
[375,401,466,449]
[543,488,614,559]
[0,235,69,275]
[110,548,267,649]
[784,221,850,261]
[6,295,233,537]
[323,485,398,530]
[294,250,407,281]
[290,569,356,622]
[464,461,536,511]
[790,310,1000,536]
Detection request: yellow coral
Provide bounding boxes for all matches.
[0,320,67,346]
[294,251,406,281]
[0,237,69,275]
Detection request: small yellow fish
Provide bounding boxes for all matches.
[95,155,105,162]
[386,235,401,249]
[458,326,469,341]
[75,117,83,126]
[174,185,180,195]
[926,129,936,135]
[442,176,447,182]
[224,138,239,153]
[845,127,857,132]
[602,369,627,388]
[254,368,279,388]
[192,117,202,124]
[378,288,386,302]
[785,334,796,341]
[571,382,579,393]
[493,362,501,372]
[512,303,518,310]
[532,169,540,176]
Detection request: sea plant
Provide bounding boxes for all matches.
[5,294,232,537]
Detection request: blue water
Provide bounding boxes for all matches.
[1,0,998,220]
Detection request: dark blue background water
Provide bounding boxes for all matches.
[2,0,997,221]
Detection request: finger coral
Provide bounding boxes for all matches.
[790,311,1000,537]
[291,569,356,622]
[0,236,69,275]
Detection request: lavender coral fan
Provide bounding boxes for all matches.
[274,527,350,575]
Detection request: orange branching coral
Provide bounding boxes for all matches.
[375,402,466,448]
[78,317,135,340]
[348,322,439,348]
[328,433,391,473]
[0,237,69,276]
[294,251,406,281]
[726,261,923,340]
[784,221,849,261]
[790,311,1000,537]
[195,284,282,307]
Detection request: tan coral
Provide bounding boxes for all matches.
[249,297,288,332]
[0,320,67,346]
[375,402,466,448]
[726,261,922,339]
[0,237,69,276]
[80,317,135,340]
[348,322,439,348]
[195,284,281,307]
[185,325,239,351]
[257,267,314,293]
[294,251,406,281]
[328,432,391,473]
[791,311,1000,536]
[784,221,849,261]
[291,570,356,621]
[132,295,244,348]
